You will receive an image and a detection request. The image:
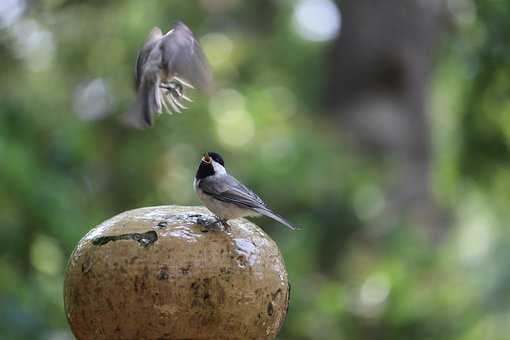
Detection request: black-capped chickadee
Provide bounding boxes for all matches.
[126,22,212,127]
[194,152,297,231]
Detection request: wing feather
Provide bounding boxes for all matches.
[199,175,265,208]
[199,175,297,230]
[135,27,163,89]
[160,22,213,92]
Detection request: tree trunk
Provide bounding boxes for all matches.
[325,0,446,235]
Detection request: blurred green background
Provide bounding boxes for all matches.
[1,0,510,339]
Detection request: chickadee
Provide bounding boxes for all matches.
[194,152,297,231]
[126,22,212,127]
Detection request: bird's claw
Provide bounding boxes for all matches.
[196,217,231,233]
[221,220,232,233]
[196,217,221,230]
[159,77,193,114]
[172,75,195,89]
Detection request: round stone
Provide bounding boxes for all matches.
[64,206,289,340]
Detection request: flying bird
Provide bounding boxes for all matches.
[126,22,212,127]
[194,152,298,231]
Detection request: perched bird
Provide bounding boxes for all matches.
[194,152,297,231]
[126,22,212,127]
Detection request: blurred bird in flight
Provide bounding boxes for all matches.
[126,22,213,127]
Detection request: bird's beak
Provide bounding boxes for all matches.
[202,153,211,164]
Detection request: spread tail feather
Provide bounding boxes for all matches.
[123,80,159,128]
[141,79,161,126]
[254,208,298,230]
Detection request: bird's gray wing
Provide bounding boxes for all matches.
[199,175,297,230]
[160,22,213,92]
[200,174,266,208]
[125,27,163,127]
[134,27,163,89]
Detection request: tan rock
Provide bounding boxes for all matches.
[64,205,289,340]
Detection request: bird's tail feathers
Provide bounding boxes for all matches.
[254,208,299,230]
[123,79,160,128]
[142,79,162,125]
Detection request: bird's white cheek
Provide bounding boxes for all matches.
[212,162,227,175]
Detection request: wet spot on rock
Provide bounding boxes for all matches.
[267,302,274,316]
[92,230,158,247]
[155,221,168,229]
[81,256,92,274]
[157,266,169,281]
[133,274,147,292]
[180,263,191,275]
[134,275,139,292]
[280,283,291,332]
[191,278,214,309]
[287,283,291,309]
[219,267,232,282]
[271,288,282,300]
[190,277,225,314]
[236,255,248,268]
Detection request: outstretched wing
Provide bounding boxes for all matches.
[160,22,213,92]
[199,175,297,230]
[135,27,163,89]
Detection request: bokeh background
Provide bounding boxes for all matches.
[1,0,509,339]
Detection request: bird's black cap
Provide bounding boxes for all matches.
[207,152,224,166]
[196,152,224,180]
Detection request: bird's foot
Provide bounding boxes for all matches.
[219,220,232,233]
[196,216,222,231]
[159,78,193,114]
[196,217,231,233]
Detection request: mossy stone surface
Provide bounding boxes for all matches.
[64,205,289,340]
